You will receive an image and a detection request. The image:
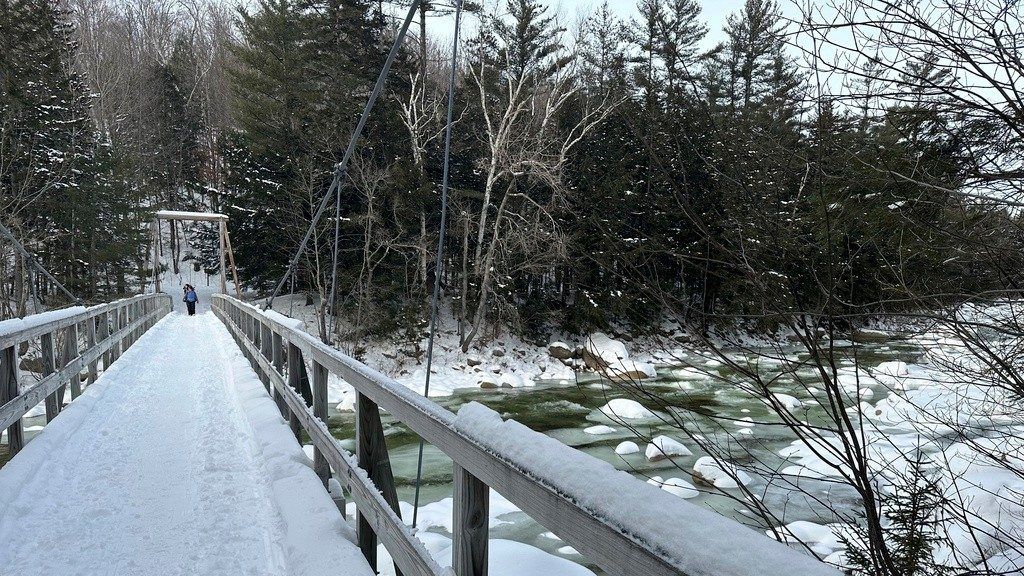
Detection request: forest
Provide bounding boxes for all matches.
[2,0,1022,344]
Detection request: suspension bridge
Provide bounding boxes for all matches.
[0,288,842,576]
[0,0,845,574]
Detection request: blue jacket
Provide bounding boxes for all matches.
[184,290,198,303]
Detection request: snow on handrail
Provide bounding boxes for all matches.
[212,294,842,576]
[0,294,167,350]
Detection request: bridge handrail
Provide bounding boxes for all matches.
[1,294,172,458]
[212,294,841,576]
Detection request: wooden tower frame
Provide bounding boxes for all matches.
[151,211,241,298]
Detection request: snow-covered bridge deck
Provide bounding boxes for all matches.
[0,307,373,576]
[0,294,841,576]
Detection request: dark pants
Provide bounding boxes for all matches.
[186,301,196,316]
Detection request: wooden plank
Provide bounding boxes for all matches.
[312,360,330,487]
[1,345,23,456]
[154,210,228,222]
[109,308,122,363]
[64,323,82,399]
[222,222,242,299]
[453,464,489,576]
[41,332,59,422]
[151,219,160,293]
[212,304,442,576]
[356,392,403,573]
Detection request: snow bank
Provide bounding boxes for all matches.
[209,316,377,575]
[452,402,840,576]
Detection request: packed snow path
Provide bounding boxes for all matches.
[0,312,374,576]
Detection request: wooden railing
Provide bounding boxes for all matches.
[213,294,841,576]
[1,294,172,458]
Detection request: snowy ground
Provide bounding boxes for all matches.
[0,312,373,576]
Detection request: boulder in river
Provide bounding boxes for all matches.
[646,435,692,461]
[547,341,573,360]
[583,333,657,382]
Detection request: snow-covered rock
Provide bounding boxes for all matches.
[583,425,616,436]
[692,456,752,489]
[547,341,573,360]
[646,435,692,461]
[582,332,657,381]
[582,333,628,368]
[615,441,640,455]
[771,393,802,409]
[875,360,909,377]
[768,520,850,552]
[599,398,655,421]
[647,476,699,499]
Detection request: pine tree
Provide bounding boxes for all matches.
[659,0,707,98]
[1,0,102,301]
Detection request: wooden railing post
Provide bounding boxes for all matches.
[110,307,123,362]
[1,345,23,456]
[259,323,272,392]
[63,323,82,400]
[312,360,330,487]
[453,465,489,576]
[99,311,111,369]
[86,317,98,385]
[258,323,270,389]
[356,392,403,572]
[133,301,142,342]
[131,302,140,343]
[41,332,59,422]
[123,304,132,348]
[286,343,308,441]
[271,332,286,416]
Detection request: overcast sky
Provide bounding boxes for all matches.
[420,0,756,48]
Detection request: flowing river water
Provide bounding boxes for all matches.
[322,335,928,573]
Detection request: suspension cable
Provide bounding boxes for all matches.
[327,180,342,342]
[265,0,423,310]
[411,0,464,530]
[0,220,80,305]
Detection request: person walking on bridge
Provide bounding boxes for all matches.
[183,284,198,316]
